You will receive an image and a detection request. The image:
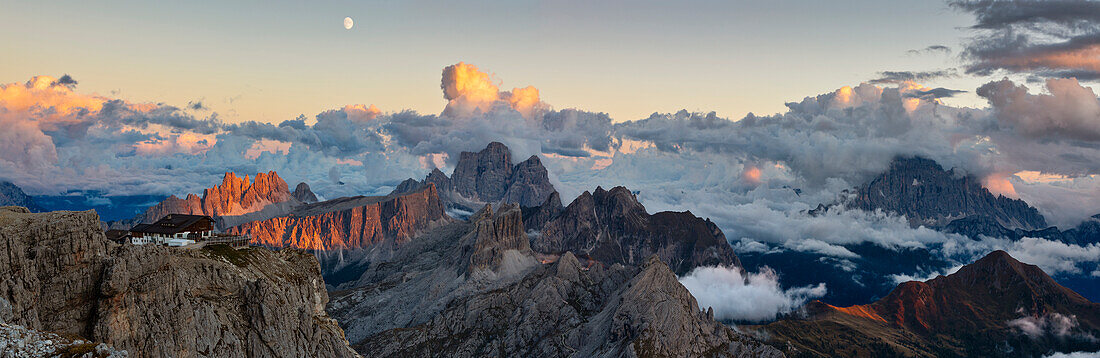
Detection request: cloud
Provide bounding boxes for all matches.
[977,77,1100,141]
[1043,352,1100,358]
[51,74,78,88]
[870,69,957,84]
[783,239,859,258]
[440,62,548,120]
[679,265,826,322]
[5,63,1100,252]
[905,87,967,100]
[1002,237,1100,275]
[1008,311,1096,343]
[888,264,963,284]
[1009,312,1078,338]
[951,0,1100,79]
[907,45,952,55]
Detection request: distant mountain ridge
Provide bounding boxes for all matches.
[0,181,44,212]
[391,142,556,210]
[532,185,742,275]
[133,171,317,226]
[329,202,779,357]
[763,250,1100,357]
[843,157,1048,230]
[229,183,449,253]
[945,213,1100,246]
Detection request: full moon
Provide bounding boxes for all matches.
[343,17,354,30]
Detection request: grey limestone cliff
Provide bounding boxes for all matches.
[847,157,1047,230]
[0,206,359,358]
[329,203,777,358]
[534,186,741,275]
[391,142,556,210]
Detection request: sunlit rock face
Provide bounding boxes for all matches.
[849,157,1048,230]
[391,142,556,210]
[763,250,1100,357]
[230,184,448,252]
[0,206,359,358]
[134,171,303,224]
[534,185,741,275]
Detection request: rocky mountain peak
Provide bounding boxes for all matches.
[293,182,319,203]
[521,190,564,231]
[848,157,1048,230]
[535,184,741,275]
[452,142,514,201]
[0,181,43,212]
[390,142,556,209]
[133,171,297,225]
[464,203,534,273]
[765,250,1100,356]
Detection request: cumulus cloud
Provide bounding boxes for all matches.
[1003,237,1100,275]
[679,265,826,322]
[440,62,548,120]
[978,77,1100,141]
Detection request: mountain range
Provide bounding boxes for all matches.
[762,250,1100,357]
[329,202,779,357]
[6,142,1100,357]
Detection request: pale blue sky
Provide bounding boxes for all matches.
[2,0,982,123]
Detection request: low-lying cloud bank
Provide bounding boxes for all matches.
[4,61,1100,281]
[678,265,826,323]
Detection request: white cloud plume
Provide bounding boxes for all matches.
[679,265,826,323]
[1008,311,1096,342]
[1042,352,1100,358]
[889,264,963,285]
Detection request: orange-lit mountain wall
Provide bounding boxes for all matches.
[231,184,447,251]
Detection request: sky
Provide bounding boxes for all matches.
[3,0,981,123]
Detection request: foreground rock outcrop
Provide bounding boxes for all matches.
[0,322,126,358]
[330,203,778,357]
[0,206,359,358]
[534,186,741,275]
[763,250,1100,357]
[391,142,556,210]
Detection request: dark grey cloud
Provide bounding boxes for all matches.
[907,45,952,55]
[51,74,78,88]
[951,0,1100,79]
[870,69,957,84]
[905,87,968,99]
